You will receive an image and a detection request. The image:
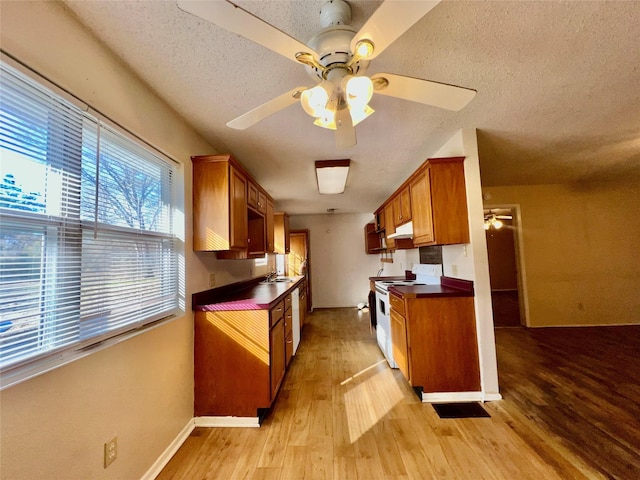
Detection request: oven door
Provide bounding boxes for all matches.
[375,286,387,317]
[374,286,398,368]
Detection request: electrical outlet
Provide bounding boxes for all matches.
[451,264,458,276]
[104,436,117,469]
[209,273,216,288]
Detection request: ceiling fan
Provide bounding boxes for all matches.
[177,0,477,149]
[484,209,513,230]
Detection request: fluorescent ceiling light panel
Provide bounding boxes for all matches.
[315,159,350,195]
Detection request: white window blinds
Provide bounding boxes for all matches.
[0,60,179,383]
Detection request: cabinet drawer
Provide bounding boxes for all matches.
[389,292,405,316]
[284,309,293,337]
[270,300,285,327]
[284,293,292,312]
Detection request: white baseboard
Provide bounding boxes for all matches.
[140,418,194,480]
[194,416,260,427]
[483,392,503,401]
[421,391,484,403]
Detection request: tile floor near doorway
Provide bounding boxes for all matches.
[157,309,639,480]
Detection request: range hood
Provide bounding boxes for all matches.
[387,221,413,239]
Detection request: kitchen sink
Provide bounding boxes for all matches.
[260,277,295,284]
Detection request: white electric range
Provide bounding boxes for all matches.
[374,264,443,368]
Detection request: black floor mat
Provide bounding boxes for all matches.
[432,402,491,418]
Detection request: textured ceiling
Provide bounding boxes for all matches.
[61,0,640,215]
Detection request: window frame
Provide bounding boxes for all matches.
[0,55,183,390]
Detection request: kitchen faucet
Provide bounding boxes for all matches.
[266,270,278,282]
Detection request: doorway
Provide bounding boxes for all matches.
[484,206,528,327]
[289,229,311,312]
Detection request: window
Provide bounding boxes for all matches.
[0,60,179,386]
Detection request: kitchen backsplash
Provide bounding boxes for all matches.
[419,245,443,265]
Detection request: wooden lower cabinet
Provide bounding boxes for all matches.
[390,309,410,381]
[195,301,287,417]
[389,293,481,393]
[270,317,286,401]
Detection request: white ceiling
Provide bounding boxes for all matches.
[61,0,640,215]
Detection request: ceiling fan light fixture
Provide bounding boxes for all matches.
[345,75,374,108]
[349,104,374,126]
[313,111,337,130]
[355,39,375,59]
[301,83,331,118]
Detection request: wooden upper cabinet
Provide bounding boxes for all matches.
[364,222,382,254]
[375,208,385,232]
[410,170,435,245]
[384,203,396,250]
[274,212,290,254]
[257,191,267,215]
[248,181,267,214]
[418,158,469,246]
[373,156,469,249]
[393,186,411,227]
[266,199,274,253]
[192,153,277,257]
[230,166,249,249]
[247,181,258,210]
[192,155,248,251]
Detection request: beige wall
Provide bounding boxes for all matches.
[290,213,382,308]
[0,1,240,478]
[483,181,640,327]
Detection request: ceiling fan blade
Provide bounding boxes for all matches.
[177,1,318,64]
[335,108,356,149]
[226,86,308,130]
[372,73,476,111]
[496,215,513,219]
[351,0,441,60]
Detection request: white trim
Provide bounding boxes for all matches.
[140,418,195,480]
[484,203,530,327]
[483,392,503,401]
[194,416,261,428]
[527,322,640,328]
[421,391,484,403]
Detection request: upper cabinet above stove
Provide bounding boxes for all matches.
[372,157,469,250]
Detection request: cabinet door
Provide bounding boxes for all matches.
[390,309,410,381]
[376,208,385,231]
[266,199,274,253]
[400,186,411,223]
[283,214,290,253]
[247,181,258,210]
[392,187,411,227]
[384,203,396,249]
[409,170,434,245]
[270,317,286,401]
[230,166,248,248]
[257,191,267,215]
[274,213,290,254]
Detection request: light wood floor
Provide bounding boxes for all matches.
[157,309,640,479]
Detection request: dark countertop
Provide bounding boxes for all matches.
[389,276,474,299]
[193,276,304,312]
